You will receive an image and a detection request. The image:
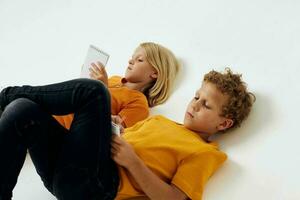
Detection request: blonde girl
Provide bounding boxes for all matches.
[54,42,180,129]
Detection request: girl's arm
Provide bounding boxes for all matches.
[111,136,189,200]
[89,62,108,86]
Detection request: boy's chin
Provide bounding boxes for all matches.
[183,120,196,131]
[183,120,207,134]
[183,117,189,127]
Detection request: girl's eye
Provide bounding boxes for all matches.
[194,96,199,100]
[138,59,143,62]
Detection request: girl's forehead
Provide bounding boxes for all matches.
[133,47,146,56]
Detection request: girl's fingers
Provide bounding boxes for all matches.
[116,115,125,125]
[89,65,98,75]
[93,62,105,72]
[96,61,105,69]
[89,72,101,80]
[89,72,94,79]
[89,69,98,77]
[94,63,103,73]
[90,62,106,77]
[111,115,119,124]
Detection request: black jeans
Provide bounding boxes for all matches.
[0,79,119,200]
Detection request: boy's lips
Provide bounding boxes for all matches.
[186,111,194,118]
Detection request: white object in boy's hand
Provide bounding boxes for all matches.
[111,121,121,136]
[80,45,109,78]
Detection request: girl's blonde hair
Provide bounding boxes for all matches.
[139,42,180,107]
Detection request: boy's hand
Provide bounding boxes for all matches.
[111,135,139,168]
[89,62,108,86]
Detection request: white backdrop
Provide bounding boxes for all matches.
[0,0,299,199]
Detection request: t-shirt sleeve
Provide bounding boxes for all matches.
[52,114,74,130]
[124,117,147,132]
[108,76,121,87]
[171,150,227,200]
[118,96,149,128]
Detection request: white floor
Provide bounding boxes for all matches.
[13,156,56,200]
[1,0,300,199]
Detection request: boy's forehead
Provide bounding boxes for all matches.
[194,82,204,94]
[198,81,209,91]
[199,82,226,99]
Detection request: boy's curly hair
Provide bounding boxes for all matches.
[204,68,255,131]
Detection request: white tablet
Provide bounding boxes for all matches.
[80,45,110,78]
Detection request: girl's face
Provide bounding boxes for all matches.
[184,81,232,135]
[125,47,157,84]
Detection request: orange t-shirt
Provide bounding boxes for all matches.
[53,76,149,129]
[115,115,227,200]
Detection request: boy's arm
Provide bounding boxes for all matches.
[127,155,189,200]
[111,136,188,200]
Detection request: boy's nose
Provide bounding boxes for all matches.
[191,102,200,112]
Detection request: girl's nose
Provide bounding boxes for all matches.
[128,59,134,65]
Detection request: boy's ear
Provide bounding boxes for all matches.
[217,118,234,131]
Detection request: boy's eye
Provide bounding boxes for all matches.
[204,103,211,109]
[194,96,199,100]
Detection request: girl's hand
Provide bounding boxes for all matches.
[89,62,108,86]
[111,115,126,132]
[111,135,139,168]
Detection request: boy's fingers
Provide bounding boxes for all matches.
[111,144,120,151]
[111,135,120,142]
[111,149,118,156]
[111,144,120,152]
[112,136,123,144]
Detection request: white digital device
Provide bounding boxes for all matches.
[111,121,121,136]
[80,45,110,78]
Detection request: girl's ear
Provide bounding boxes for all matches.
[150,72,158,79]
[217,118,234,131]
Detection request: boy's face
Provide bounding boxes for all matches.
[184,81,232,135]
